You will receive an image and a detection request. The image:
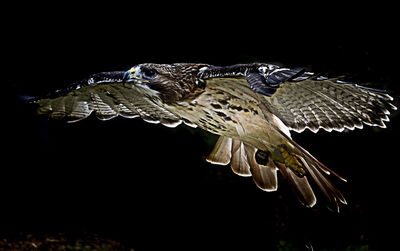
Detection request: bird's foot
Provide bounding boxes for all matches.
[271,144,306,177]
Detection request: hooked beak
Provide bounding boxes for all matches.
[122,67,150,84]
[122,67,136,82]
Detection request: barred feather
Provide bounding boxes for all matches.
[36,78,182,127]
[264,79,395,133]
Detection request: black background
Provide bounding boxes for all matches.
[3,3,400,250]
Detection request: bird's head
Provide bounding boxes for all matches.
[123,63,205,104]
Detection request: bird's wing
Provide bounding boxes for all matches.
[200,64,397,133]
[35,71,182,127]
[262,78,396,133]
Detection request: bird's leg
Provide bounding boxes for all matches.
[271,144,306,177]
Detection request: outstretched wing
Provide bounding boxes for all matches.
[198,63,396,133]
[262,78,396,133]
[35,71,182,127]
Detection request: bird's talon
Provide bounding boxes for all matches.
[273,144,306,177]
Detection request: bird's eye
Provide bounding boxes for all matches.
[141,67,158,79]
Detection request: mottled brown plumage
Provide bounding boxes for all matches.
[35,62,396,211]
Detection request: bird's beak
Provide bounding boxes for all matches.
[122,67,136,82]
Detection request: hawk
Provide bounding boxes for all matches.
[34,63,396,211]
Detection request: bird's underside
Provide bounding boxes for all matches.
[34,62,397,211]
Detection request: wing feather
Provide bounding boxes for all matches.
[199,63,395,133]
[89,92,118,120]
[264,79,395,133]
[35,72,182,127]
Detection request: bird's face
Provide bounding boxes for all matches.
[123,63,203,103]
[123,63,166,88]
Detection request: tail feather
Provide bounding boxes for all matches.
[206,136,232,165]
[230,140,252,177]
[276,162,316,207]
[207,135,347,211]
[279,127,347,211]
[294,144,347,182]
[300,156,347,211]
[207,136,279,188]
[244,146,278,192]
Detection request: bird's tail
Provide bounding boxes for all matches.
[206,134,347,211]
[206,136,278,192]
[279,132,347,211]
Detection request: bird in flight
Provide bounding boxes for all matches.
[34,63,396,211]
